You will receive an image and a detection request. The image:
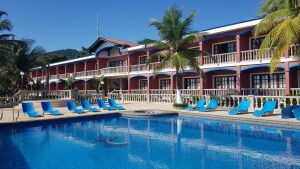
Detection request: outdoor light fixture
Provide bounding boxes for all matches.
[20,71,25,89]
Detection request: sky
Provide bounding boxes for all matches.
[1,0,263,52]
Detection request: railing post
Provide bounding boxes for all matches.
[236,35,241,63]
[285,62,291,96]
[199,41,204,66]
[236,66,241,95]
[248,95,255,112]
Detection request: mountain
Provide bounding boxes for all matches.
[47,49,79,59]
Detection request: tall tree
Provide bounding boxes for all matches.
[254,0,300,72]
[0,10,13,40]
[144,7,205,103]
[59,75,76,90]
[91,76,104,93]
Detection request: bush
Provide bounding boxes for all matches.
[173,103,189,109]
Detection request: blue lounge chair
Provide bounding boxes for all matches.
[185,99,206,111]
[22,102,41,118]
[41,101,62,115]
[80,100,99,112]
[66,101,85,114]
[281,105,300,119]
[108,99,125,110]
[96,99,113,110]
[253,101,277,117]
[228,100,250,115]
[198,99,218,112]
[292,107,300,120]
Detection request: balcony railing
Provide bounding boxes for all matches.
[130,89,147,94]
[150,89,173,94]
[203,52,237,65]
[75,71,85,77]
[290,88,300,96]
[179,89,201,96]
[86,70,99,76]
[130,64,147,72]
[204,89,238,96]
[289,45,299,57]
[57,74,65,79]
[50,75,57,80]
[241,88,285,96]
[150,62,172,70]
[102,66,128,74]
[241,49,274,61]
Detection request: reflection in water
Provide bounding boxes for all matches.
[0,116,300,169]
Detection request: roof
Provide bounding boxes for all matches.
[126,18,262,52]
[87,37,138,52]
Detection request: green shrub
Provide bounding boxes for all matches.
[173,103,189,109]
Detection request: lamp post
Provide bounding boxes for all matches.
[20,71,25,90]
[100,81,104,97]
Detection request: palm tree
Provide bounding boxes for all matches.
[0,40,45,95]
[31,79,43,91]
[0,10,13,40]
[59,75,76,90]
[254,0,300,72]
[91,76,104,93]
[144,7,205,104]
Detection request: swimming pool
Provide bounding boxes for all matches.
[0,115,300,169]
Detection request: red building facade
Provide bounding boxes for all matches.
[29,19,300,96]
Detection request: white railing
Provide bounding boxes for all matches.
[102,66,128,75]
[130,89,147,94]
[66,73,73,78]
[204,89,238,96]
[179,89,201,96]
[86,70,99,76]
[150,62,172,70]
[57,74,66,79]
[22,90,72,100]
[75,71,85,77]
[78,90,98,95]
[50,75,57,80]
[203,52,237,65]
[130,64,147,72]
[123,93,148,102]
[150,89,173,94]
[252,95,300,110]
[241,49,274,61]
[242,88,286,96]
[291,88,300,96]
[149,94,175,103]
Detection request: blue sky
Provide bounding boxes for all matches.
[1,0,262,52]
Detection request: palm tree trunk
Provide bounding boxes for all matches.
[175,68,183,104]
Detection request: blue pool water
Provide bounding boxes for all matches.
[0,115,300,169]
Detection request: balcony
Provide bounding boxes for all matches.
[101,66,128,75]
[241,49,273,62]
[57,74,65,79]
[86,70,99,76]
[75,71,85,77]
[150,62,172,70]
[203,52,237,65]
[50,75,57,80]
[130,64,147,72]
[204,89,238,96]
[241,88,285,96]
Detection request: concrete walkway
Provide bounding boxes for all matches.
[1,102,300,129]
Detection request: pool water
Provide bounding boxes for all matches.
[0,115,300,169]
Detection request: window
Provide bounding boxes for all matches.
[139,56,147,64]
[140,80,147,90]
[160,79,171,89]
[214,76,236,89]
[213,42,236,54]
[109,60,124,67]
[252,73,285,88]
[251,37,265,50]
[184,78,200,89]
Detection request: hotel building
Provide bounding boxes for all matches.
[29,19,300,96]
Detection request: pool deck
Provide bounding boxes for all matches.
[1,102,300,129]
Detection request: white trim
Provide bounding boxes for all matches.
[248,35,266,50]
[159,78,171,89]
[249,71,285,88]
[138,79,148,90]
[212,40,237,54]
[211,74,237,89]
